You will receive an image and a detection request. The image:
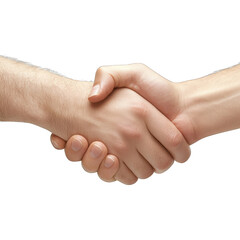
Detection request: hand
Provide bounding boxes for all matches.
[48,81,190,184]
[88,64,196,144]
[50,134,119,182]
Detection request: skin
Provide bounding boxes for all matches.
[50,135,119,182]
[0,57,190,185]
[87,63,240,142]
[53,63,240,182]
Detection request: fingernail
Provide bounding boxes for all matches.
[90,144,102,158]
[71,139,82,152]
[89,84,100,97]
[104,156,115,168]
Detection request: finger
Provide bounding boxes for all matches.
[145,106,191,163]
[81,142,107,173]
[137,131,174,173]
[50,133,66,150]
[123,151,154,180]
[64,135,88,161]
[97,155,119,182]
[114,161,138,185]
[88,64,145,103]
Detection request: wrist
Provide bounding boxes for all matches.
[176,79,203,144]
[177,65,240,143]
[41,78,93,140]
[31,74,72,133]
[0,56,93,140]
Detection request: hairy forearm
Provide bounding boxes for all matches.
[0,56,89,139]
[180,64,240,142]
[0,56,58,123]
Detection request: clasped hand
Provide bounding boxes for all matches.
[51,64,192,185]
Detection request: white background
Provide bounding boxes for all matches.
[0,0,240,239]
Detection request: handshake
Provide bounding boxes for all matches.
[1,56,238,185]
[50,64,193,184]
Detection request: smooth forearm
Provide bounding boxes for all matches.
[180,64,240,142]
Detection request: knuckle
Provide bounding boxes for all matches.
[131,102,148,118]
[130,129,141,139]
[113,140,128,153]
[118,123,142,140]
[115,170,138,185]
[155,158,174,173]
[123,177,138,185]
[169,131,183,148]
[125,127,141,139]
[137,168,154,179]
[178,147,191,163]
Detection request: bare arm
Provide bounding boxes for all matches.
[0,56,53,125]
[0,56,85,134]
[88,63,240,144]
[0,56,120,183]
[179,64,240,142]
[53,63,240,182]
[0,57,190,184]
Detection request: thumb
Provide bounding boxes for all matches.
[88,64,143,103]
[88,66,115,102]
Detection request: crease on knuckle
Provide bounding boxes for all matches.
[124,177,138,185]
[169,130,183,148]
[113,139,128,153]
[131,102,148,118]
[178,147,191,163]
[118,122,142,140]
[137,169,154,179]
[115,169,138,185]
[155,157,174,173]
